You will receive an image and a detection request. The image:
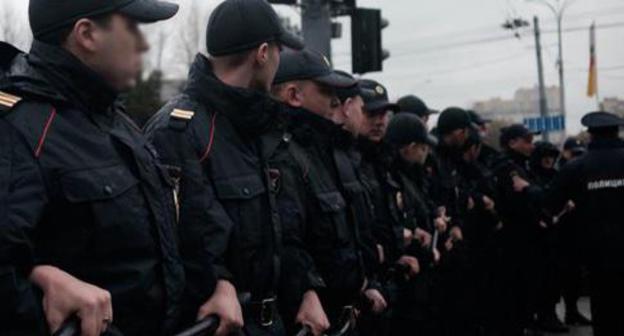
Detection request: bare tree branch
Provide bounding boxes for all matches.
[0,1,32,50]
[142,23,172,74]
[172,0,213,74]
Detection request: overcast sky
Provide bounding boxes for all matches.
[328,0,624,134]
[2,0,623,133]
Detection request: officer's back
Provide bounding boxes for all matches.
[546,126,624,270]
[515,111,624,336]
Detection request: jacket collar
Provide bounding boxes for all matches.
[184,54,279,138]
[285,105,340,147]
[4,41,119,116]
[358,138,392,166]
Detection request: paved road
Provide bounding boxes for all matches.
[546,297,592,336]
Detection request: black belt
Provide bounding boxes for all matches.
[245,296,277,327]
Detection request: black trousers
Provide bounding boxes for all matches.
[536,228,562,318]
[561,263,584,315]
[499,231,541,336]
[590,270,624,336]
[399,273,437,336]
[557,211,585,317]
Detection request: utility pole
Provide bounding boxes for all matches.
[527,0,572,129]
[533,16,550,141]
[301,0,333,62]
[555,13,566,122]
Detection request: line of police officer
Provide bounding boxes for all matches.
[2,0,623,336]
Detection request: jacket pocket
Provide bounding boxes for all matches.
[59,165,151,257]
[213,174,266,200]
[315,191,350,243]
[61,165,139,202]
[315,190,346,213]
[212,174,267,250]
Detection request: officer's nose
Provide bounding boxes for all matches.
[135,28,150,53]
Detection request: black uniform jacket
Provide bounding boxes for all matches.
[527,138,624,272]
[145,55,323,317]
[0,41,184,335]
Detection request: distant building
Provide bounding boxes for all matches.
[472,85,564,143]
[472,86,561,121]
[602,97,624,117]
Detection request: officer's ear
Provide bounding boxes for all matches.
[339,97,355,124]
[284,82,304,107]
[68,15,114,53]
[255,42,271,66]
[67,19,98,52]
[343,97,354,117]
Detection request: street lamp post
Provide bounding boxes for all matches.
[527,0,572,125]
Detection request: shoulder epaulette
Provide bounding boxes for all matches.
[168,108,196,131]
[0,91,22,114]
[171,108,195,120]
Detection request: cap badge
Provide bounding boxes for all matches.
[375,85,385,95]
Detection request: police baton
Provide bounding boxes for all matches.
[53,316,123,336]
[328,291,376,336]
[175,292,253,336]
[294,325,312,336]
[52,316,80,336]
[174,315,220,336]
[53,316,121,336]
[53,314,220,336]
[326,318,353,336]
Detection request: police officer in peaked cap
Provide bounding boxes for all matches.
[513,111,624,336]
[1,0,185,335]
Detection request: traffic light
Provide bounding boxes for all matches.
[351,8,389,74]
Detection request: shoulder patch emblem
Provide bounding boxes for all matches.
[0,91,21,110]
[170,108,195,120]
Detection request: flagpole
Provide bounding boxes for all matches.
[594,22,601,110]
[587,21,601,110]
